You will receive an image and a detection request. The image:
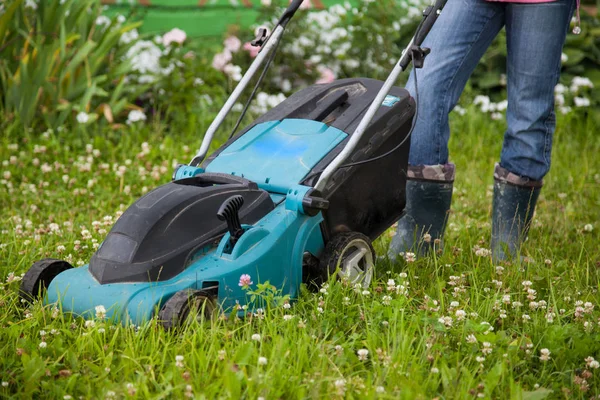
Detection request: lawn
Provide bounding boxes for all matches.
[0,109,599,399]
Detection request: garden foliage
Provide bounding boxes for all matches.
[0,0,143,129]
[0,0,598,130]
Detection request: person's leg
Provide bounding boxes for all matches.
[390,0,505,258]
[492,0,575,260]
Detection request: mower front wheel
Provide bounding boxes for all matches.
[319,232,375,288]
[19,258,73,303]
[158,290,216,330]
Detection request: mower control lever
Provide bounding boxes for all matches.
[251,27,268,47]
[410,46,431,69]
[217,195,246,247]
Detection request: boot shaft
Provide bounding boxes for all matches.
[491,164,542,261]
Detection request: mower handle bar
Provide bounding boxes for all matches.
[190,0,448,190]
[190,0,304,166]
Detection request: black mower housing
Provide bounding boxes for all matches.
[89,173,274,284]
[204,78,416,241]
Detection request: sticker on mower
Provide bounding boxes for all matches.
[381,95,401,107]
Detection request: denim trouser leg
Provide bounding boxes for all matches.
[406,0,574,181]
[501,0,575,181]
[406,0,504,166]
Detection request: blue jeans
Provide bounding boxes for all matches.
[406,0,575,181]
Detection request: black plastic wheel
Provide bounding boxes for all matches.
[19,258,73,303]
[317,232,375,288]
[158,290,216,330]
[302,251,323,291]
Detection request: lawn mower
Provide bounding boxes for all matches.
[20,0,447,328]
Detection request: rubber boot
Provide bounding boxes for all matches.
[388,164,455,259]
[491,164,542,261]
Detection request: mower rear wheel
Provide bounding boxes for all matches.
[19,258,73,303]
[158,290,216,330]
[319,232,375,288]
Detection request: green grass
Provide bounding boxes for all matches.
[0,109,599,399]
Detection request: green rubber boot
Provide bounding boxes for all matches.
[388,164,454,259]
[491,164,542,261]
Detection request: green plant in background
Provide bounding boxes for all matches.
[0,0,142,129]
[211,0,598,119]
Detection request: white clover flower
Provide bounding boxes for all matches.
[357,348,369,361]
[438,316,453,327]
[585,356,599,369]
[583,224,593,232]
[25,0,38,10]
[570,76,594,92]
[76,112,90,124]
[554,83,567,94]
[474,247,491,257]
[39,341,47,349]
[539,348,551,362]
[175,355,184,368]
[574,97,591,107]
[453,105,466,116]
[334,379,346,396]
[482,342,493,355]
[466,334,477,344]
[95,305,106,320]
[127,110,147,125]
[251,333,261,342]
[431,367,439,373]
[258,356,268,365]
[404,252,416,263]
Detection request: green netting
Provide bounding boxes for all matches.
[102,0,359,37]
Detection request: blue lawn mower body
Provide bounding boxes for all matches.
[20,0,448,328]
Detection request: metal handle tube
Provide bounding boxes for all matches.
[277,0,305,28]
[190,25,285,166]
[313,36,415,193]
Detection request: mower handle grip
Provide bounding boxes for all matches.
[415,0,447,45]
[399,0,448,70]
[277,0,304,28]
[177,171,259,189]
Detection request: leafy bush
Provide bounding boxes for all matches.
[0,0,147,129]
